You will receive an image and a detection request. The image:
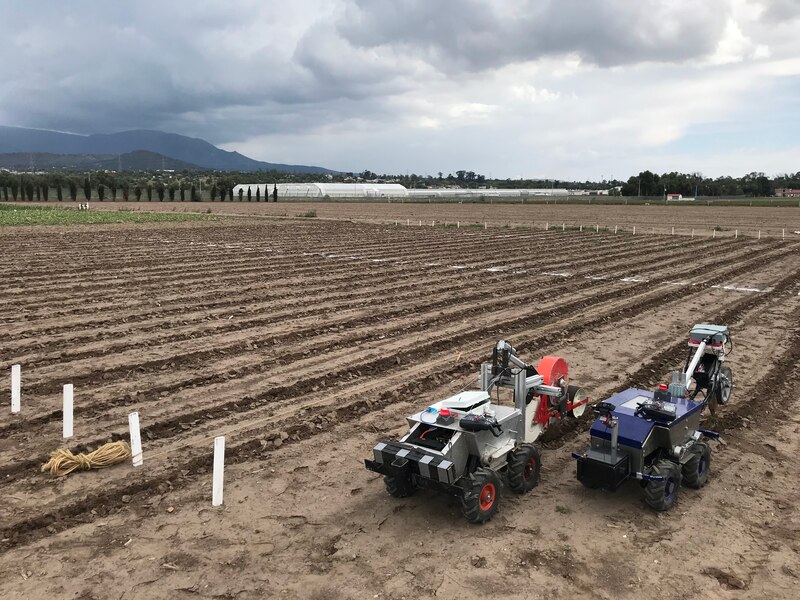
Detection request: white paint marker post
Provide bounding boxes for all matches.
[128,412,143,467]
[11,364,20,413]
[63,384,74,439]
[212,436,225,507]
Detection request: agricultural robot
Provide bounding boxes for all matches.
[572,324,733,511]
[365,341,589,523]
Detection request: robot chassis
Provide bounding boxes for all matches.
[365,340,588,523]
[572,323,734,511]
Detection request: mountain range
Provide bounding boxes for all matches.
[0,126,334,173]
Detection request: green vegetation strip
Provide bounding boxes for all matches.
[0,205,214,226]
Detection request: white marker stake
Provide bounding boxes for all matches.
[63,384,74,439]
[11,364,20,413]
[672,226,674,235]
[735,229,738,238]
[633,226,636,235]
[614,225,618,234]
[596,224,599,233]
[758,230,761,240]
[212,436,225,507]
[128,412,143,467]
[562,223,565,231]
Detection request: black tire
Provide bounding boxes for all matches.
[384,474,415,498]
[644,459,681,511]
[507,444,541,494]
[715,366,733,406]
[682,441,711,488]
[461,467,501,523]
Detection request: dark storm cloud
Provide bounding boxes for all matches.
[334,0,730,71]
[0,0,734,143]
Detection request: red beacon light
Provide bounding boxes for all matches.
[439,408,451,417]
[658,384,668,391]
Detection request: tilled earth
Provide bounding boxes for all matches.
[40,199,800,238]
[0,217,798,599]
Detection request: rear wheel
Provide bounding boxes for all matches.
[644,460,681,511]
[715,366,733,406]
[384,473,415,498]
[507,444,541,494]
[682,441,711,488]
[461,467,501,523]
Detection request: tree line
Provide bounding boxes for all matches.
[0,173,279,202]
[1,168,798,201]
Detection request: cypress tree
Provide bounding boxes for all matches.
[69,180,78,201]
[211,185,218,201]
[180,184,185,201]
[157,183,165,201]
[169,185,176,201]
[256,187,261,202]
[146,184,153,201]
[247,186,252,201]
[98,184,105,201]
[191,184,197,201]
[238,188,244,201]
[26,182,34,201]
[134,186,142,201]
[83,177,91,200]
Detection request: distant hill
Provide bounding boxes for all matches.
[0,126,335,173]
[0,150,202,171]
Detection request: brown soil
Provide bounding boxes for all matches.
[28,199,800,237]
[0,216,798,599]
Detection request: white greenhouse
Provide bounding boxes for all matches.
[232,183,409,199]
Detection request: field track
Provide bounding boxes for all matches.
[0,216,798,599]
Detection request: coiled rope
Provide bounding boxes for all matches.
[41,441,132,478]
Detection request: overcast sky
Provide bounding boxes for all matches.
[2,0,799,179]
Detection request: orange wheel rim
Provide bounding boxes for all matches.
[479,482,495,510]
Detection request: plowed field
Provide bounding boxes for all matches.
[1,217,798,599]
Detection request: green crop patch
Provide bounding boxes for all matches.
[0,205,215,226]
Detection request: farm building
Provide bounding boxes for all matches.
[775,188,800,197]
[231,183,615,199]
[667,193,683,200]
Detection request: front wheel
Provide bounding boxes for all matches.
[644,460,681,511]
[461,467,501,523]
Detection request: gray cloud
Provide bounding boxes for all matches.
[0,0,796,178]
[333,0,730,71]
